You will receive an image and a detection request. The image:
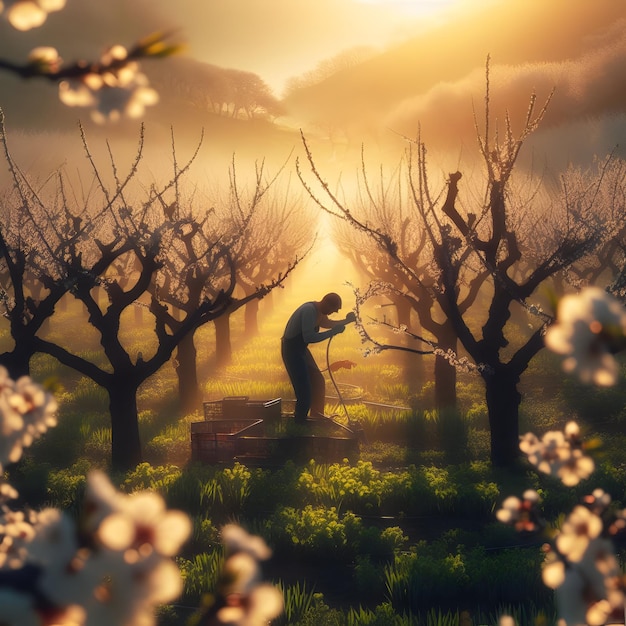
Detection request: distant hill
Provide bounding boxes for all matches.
[1,0,624,175]
[281,0,626,160]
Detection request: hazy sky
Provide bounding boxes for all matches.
[1,0,624,172]
[149,0,495,94]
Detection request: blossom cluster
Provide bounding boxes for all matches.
[543,491,626,626]
[498,421,626,626]
[0,369,283,626]
[0,0,65,31]
[24,42,160,124]
[545,286,626,386]
[199,524,284,626]
[0,365,57,473]
[1,2,171,122]
[508,287,626,622]
[495,286,626,625]
[1,470,191,626]
[0,364,192,626]
[495,489,544,533]
[57,45,159,124]
[519,420,594,487]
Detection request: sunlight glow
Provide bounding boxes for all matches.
[353,0,461,17]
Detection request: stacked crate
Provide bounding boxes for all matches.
[191,397,281,463]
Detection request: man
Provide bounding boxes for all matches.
[281,292,356,423]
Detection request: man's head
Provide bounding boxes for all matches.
[319,292,342,315]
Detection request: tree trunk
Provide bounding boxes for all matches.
[484,366,522,468]
[396,298,424,394]
[108,376,143,472]
[434,321,457,411]
[0,347,33,379]
[434,352,456,410]
[214,314,232,367]
[244,298,259,338]
[175,331,201,414]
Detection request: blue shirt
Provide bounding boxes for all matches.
[282,302,337,344]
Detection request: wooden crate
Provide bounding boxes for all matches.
[191,419,262,463]
[193,398,360,465]
[203,397,282,421]
[235,434,359,465]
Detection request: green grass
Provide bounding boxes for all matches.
[8,284,626,625]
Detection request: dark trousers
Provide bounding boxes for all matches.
[281,336,325,420]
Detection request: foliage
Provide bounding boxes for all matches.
[179,550,224,602]
[384,540,550,615]
[46,460,89,510]
[297,459,412,513]
[275,581,319,626]
[269,504,363,558]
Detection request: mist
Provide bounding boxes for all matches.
[0,0,624,185]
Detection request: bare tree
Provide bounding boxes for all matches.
[195,160,314,368]
[298,61,617,467]
[328,156,486,408]
[553,156,626,294]
[149,152,308,412]
[0,116,91,377]
[227,174,315,338]
[0,120,297,470]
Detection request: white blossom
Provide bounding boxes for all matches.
[221,524,272,561]
[211,525,284,625]
[27,46,61,72]
[519,422,594,486]
[545,287,626,386]
[546,537,624,626]
[58,46,158,123]
[555,505,603,563]
[0,366,58,472]
[97,489,192,557]
[1,0,65,30]
[215,583,284,626]
[495,490,542,532]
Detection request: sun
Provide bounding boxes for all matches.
[353,0,463,17]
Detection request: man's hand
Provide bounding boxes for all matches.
[345,311,356,324]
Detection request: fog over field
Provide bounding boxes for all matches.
[0,0,624,179]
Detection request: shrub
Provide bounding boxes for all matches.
[270,505,363,559]
[354,555,386,603]
[144,428,190,466]
[46,461,89,511]
[296,459,413,514]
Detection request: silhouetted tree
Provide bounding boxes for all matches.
[299,61,618,467]
[150,151,306,412]
[0,120,296,470]
[0,169,73,376]
[228,176,314,338]
[328,159,487,408]
[554,157,626,294]
[226,69,283,120]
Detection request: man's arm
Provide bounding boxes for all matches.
[319,311,356,329]
[302,305,343,343]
